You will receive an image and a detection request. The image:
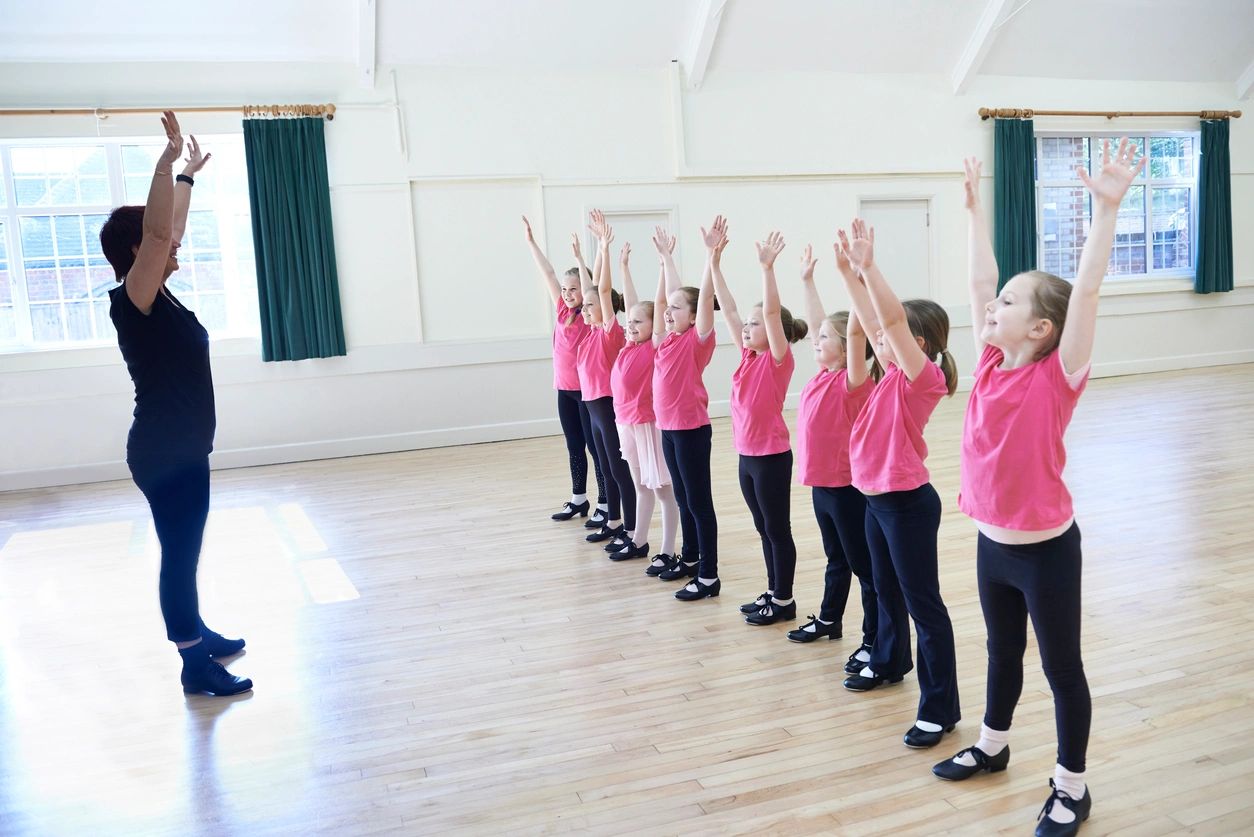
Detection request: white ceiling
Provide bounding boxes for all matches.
[1,0,1251,91]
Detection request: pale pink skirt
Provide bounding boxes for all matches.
[616,421,672,490]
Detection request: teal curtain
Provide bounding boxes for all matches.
[993,118,1037,290]
[1195,119,1233,294]
[243,117,347,361]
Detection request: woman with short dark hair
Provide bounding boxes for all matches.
[100,111,251,697]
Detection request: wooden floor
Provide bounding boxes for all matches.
[2,365,1253,836]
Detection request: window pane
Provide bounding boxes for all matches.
[0,221,9,305]
[186,211,220,250]
[30,303,63,341]
[58,264,88,300]
[0,308,15,342]
[1150,137,1194,179]
[64,301,94,340]
[53,214,86,256]
[90,257,115,299]
[19,215,54,259]
[197,293,227,331]
[11,146,108,207]
[94,300,112,338]
[1110,185,1146,276]
[1038,137,1089,181]
[1040,186,1088,279]
[194,258,224,291]
[25,265,59,302]
[1152,187,1191,270]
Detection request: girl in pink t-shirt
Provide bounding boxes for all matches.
[839,220,962,754]
[708,222,807,627]
[650,220,721,600]
[573,222,637,552]
[523,216,607,526]
[786,242,878,676]
[933,144,1147,837]
[592,214,680,566]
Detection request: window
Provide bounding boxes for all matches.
[1035,132,1199,281]
[0,136,259,351]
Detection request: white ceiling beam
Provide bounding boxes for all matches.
[951,0,1017,95]
[1237,57,1254,100]
[685,0,730,89]
[358,0,377,90]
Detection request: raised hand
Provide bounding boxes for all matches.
[651,225,676,257]
[157,110,184,171]
[701,215,728,251]
[571,233,584,262]
[1078,138,1146,210]
[799,243,817,281]
[181,134,212,177]
[755,231,785,268]
[522,215,536,243]
[620,241,631,266]
[834,229,856,277]
[589,209,610,242]
[845,219,875,271]
[962,157,982,211]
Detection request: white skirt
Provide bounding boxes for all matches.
[616,421,672,490]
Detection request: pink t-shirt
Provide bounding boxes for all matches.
[959,345,1090,530]
[576,322,625,401]
[610,339,656,425]
[796,368,875,487]
[849,361,947,493]
[552,300,589,391]
[730,347,795,456]
[653,327,717,431]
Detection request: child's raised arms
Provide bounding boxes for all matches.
[522,215,561,307]
[755,230,790,363]
[705,216,743,348]
[844,219,931,383]
[1061,138,1145,374]
[963,157,999,354]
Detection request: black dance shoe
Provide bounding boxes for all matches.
[745,600,797,626]
[551,500,590,521]
[787,616,842,643]
[1035,781,1091,837]
[932,745,1010,781]
[674,578,720,601]
[903,723,955,749]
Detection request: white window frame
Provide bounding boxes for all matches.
[0,134,258,353]
[1034,130,1200,283]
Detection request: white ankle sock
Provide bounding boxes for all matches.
[597,503,609,512]
[914,720,943,733]
[771,597,793,606]
[954,724,1009,766]
[859,666,875,677]
[697,576,717,585]
[571,493,588,505]
[1048,765,1086,824]
[803,616,833,633]
[853,647,871,663]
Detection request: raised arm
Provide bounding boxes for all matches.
[846,219,929,382]
[171,134,212,247]
[845,305,871,388]
[590,211,617,327]
[705,216,743,348]
[835,229,881,350]
[655,225,682,297]
[620,242,638,311]
[799,244,824,344]
[571,233,600,324]
[126,111,184,315]
[653,255,667,344]
[964,157,999,353]
[523,216,561,306]
[756,231,789,363]
[1061,138,1145,374]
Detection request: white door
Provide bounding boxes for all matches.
[856,199,931,301]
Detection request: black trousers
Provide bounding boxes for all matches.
[738,451,797,600]
[661,425,718,578]
[812,485,877,645]
[585,397,636,531]
[979,523,1089,772]
[865,483,961,727]
[556,388,605,503]
[128,454,210,643]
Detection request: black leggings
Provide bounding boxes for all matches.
[979,523,1089,772]
[556,389,606,503]
[585,397,636,530]
[661,425,718,578]
[812,485,877,645]
[738,451,797,600]
[865,483,960,727]
[128,455,209,643]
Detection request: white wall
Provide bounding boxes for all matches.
[2,62,1252,490]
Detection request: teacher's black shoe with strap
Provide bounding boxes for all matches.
[843,669,905,692]
[903,724,955,749]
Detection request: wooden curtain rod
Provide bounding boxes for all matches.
[0,104,337,120]
[979,107,1240,121]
